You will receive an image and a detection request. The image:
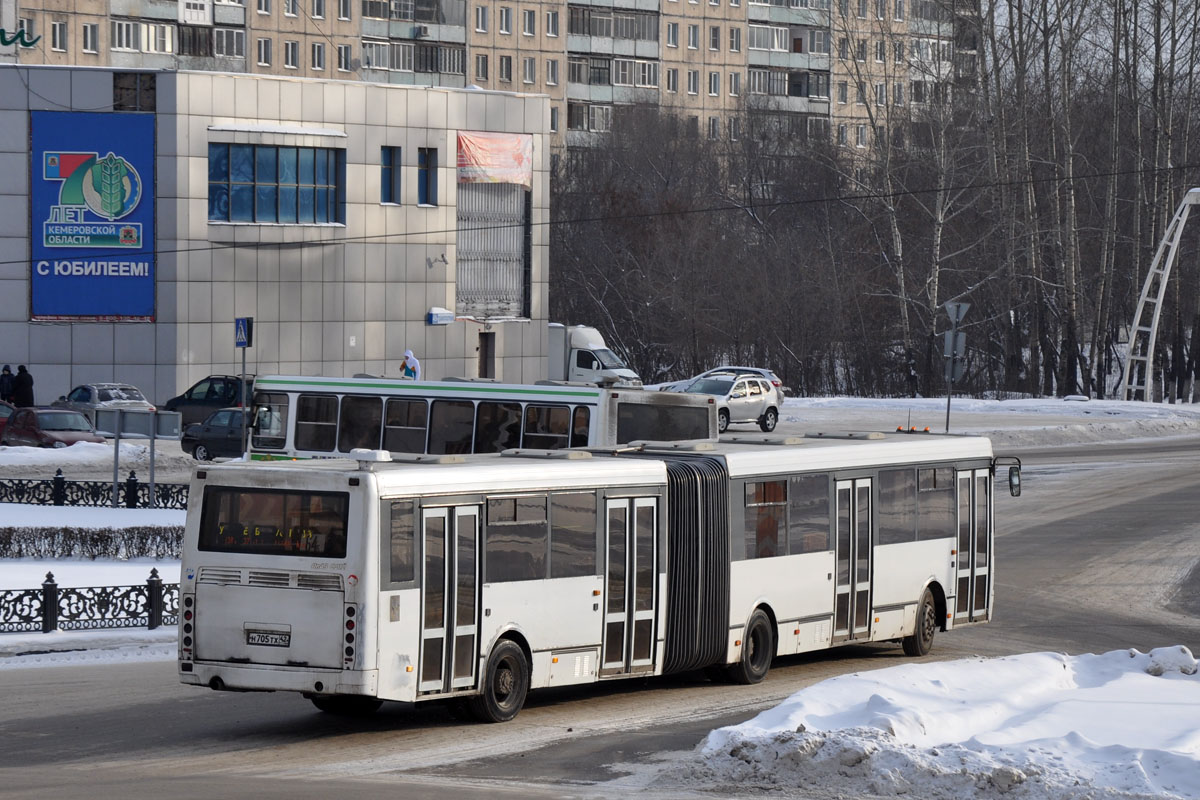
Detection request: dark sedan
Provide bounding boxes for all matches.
[182,407,249,461]
[0,407,106,448]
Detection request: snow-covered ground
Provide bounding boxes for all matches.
[2,395,1200,798]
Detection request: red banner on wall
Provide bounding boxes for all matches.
[457,131,533,189]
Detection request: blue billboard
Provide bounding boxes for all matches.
[30,111,156,320]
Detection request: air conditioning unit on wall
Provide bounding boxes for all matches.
[414,24,429,37]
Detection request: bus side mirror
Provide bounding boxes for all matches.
[1008,465,1021,497]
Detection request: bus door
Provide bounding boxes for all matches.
[833,479,872,643]
[419,505,481,693]
[955,470,992,623]
[601,497,658,676]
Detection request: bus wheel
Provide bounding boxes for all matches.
[903,589,937,657]
[470,640,529,723]
[727,609,774,685]
[310,695,383,715]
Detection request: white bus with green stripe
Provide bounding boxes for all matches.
[249,375,717,460]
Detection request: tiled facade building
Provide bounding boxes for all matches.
[3,0,975,156]
[0,63,550,403]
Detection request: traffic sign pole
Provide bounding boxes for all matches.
[235,317,254,454]
[944,303,969,433]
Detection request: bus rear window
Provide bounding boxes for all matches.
[616,403,710,444]
[198,486,350,558]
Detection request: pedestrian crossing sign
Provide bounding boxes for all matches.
[235,317,254,348]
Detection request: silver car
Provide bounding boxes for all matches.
[52,383,156,424]
[685,375,780,433]
[663,366,787,409]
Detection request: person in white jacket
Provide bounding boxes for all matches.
[402,349,421,380]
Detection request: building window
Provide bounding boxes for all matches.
[546,58,558,85]
[837,123,846,144]
[522,56,535,83]
[838,37,847,59]
[710,25,720,50]
[111,20,139,51]
[313,0,325,17]
[856,38,866,60]
[550,105,559,132]
[666,22,677,47]
[729,71,740,95]
[546,10,558,36]
[687,24,698,49]
[875,82,886,104]
[894,0,904,18]
[588,105,612,132]
[337,43,351,70]
[687,69,698,94]
[894,41,905,63]
[893,82,904,104]
[809,30,829,54]
[393,41,416,70]
[18,18,34,40]
[666,68,678,92]
[208,143,344,224]
[285,0,297,14]
[837,80,847,103]
[856,81,865,103]
[82,23,98,53]
[523,9,535,35]
[729,27,740,52]
[361,39,386,67]
[499,54,512,81]
[257,37,272,65]
[856,123,866,146]
[258,0,270,13]
[142,23,175,53]
[857,0,867,16]
[312,41,325,69]
[499,7,511,33]
[417,147,437,206]
[284,40,299,67]
[875,40,885,61]
[729,117,740,140]
[748,25,787,51]
[339,0,351,19]
[178,23,219,56]
[475,53,488,79]
[475,5,487,31]
[708,71,719,95]
[215,27,245,56]
[381,146,401,203]
[708,116,719,140]
[51,22,67,52]
[876,0,885,17]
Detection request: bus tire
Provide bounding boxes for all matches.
[470,639,529,723]
[310,695,383,716]
[903,589,937,657]
[727,609,774,685]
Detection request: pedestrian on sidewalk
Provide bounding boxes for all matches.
[402,349,421,381]
[0,365,13,404]
[12,365,34,407]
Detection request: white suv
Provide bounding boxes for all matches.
[684,374,781,433]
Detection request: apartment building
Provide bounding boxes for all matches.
[2,0,968,158]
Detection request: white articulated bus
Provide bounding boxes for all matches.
[248,375,716,459]
[178,432,1020,721]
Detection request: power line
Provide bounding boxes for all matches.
[9,159,1197,269]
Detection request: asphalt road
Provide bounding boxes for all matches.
[0,437,1198,799]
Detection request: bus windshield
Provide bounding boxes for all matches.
[198,486,349,558]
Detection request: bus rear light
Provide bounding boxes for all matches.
[345,633,354,644]
[183,636,193,647]
[183,623,192,634]
[345,646,354,657]
[346,620,355,630]
[184,610,193,621]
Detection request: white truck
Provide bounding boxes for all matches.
[548,323,641,385]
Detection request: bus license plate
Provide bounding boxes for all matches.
[247,630,291,647]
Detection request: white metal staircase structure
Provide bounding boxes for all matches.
[1119,188,1200,401]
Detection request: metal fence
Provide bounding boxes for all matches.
[0,469,188,510]
[0,569,180,633]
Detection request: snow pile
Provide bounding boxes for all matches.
[681,648,1200,800]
